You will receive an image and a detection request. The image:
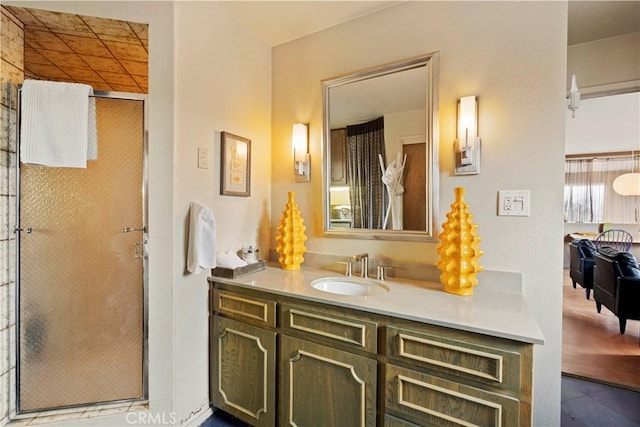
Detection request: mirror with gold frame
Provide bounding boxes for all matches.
[322,53,439,241]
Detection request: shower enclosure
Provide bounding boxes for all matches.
[15,92,147,412]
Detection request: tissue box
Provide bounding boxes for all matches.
[211,260,266,278]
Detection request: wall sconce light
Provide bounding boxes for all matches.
[567,74,580,118]
[454,96,480,175]
[293,123,310,182]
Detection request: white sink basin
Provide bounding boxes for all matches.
[311,277,389,296]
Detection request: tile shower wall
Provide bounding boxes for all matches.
[0,6,23,426]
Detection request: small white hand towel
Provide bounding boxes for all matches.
[187,201,217,274]
[20,79,97,168]
[216,252,248,269]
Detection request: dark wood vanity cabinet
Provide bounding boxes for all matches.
[210,289,277,426]
[209,281,534,427]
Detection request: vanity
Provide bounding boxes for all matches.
[208,266,544,427]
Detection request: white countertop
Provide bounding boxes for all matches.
[209,266,545,345]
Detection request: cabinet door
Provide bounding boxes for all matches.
[279,335,377,427]
[211,315,276,427]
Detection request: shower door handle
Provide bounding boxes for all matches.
[121,226,146,233]
[15,227,33,234]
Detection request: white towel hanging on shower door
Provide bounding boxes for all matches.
[20,79,97,168]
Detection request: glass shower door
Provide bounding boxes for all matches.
[17,96,145,411]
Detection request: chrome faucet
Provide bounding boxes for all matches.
[353,253,369,278]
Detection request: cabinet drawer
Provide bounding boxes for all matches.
[385,364,520,427]
[213,288,276,327]
[386,325,522,394]
[384,414,421,427]
[281,304,377,353]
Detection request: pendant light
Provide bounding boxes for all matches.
[612,153,640,196]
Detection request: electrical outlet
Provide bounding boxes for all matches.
[197,147,209,169]
[498,190,530,216]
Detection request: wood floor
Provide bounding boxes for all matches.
[562,269,640,391]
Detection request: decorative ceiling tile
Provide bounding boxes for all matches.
[1,11,25,69]
[2,61,24,85]
[39,50,88,69]
[110,83,141,93]
[25,29,71,52]
[101,40,147,63]
[82,56,125,73]
[129,22,148,41]
[119,60,147,77]
[3,6,25,28]
[9,5,148,94]
[131,75,148,92]
[98,70,136,87]
[57,33,112,57]
[99,34,143,45]
[81,15,137,39]
[25,63,69,80]
[28,8,91,33]
[4,6,44,27]
[61,67,103,84]
[24,47,52,65]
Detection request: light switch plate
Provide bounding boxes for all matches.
[197,147,209,169]
[498,190,530,216]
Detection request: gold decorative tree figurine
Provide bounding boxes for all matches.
[437,187,483,295]
[275,191,307,270]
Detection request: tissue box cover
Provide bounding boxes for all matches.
[211,260,266,278]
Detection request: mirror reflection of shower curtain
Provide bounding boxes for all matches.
[346,117,387,229]
[17,96,145,412]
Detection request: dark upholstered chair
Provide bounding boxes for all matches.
[593,229,633,252]
[593,250,640,334]
[569,239,596,299]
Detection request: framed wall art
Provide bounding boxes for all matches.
[220,131,251,197]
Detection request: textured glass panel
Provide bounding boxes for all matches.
[18,97,144,411]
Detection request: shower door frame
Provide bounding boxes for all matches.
[14,89,149,414]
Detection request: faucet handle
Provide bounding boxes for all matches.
[377,265,393,281]
[337,261,353,277]
[353,252,368,261]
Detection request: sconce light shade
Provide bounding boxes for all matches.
[613,172,640,196]
[567,74,580,118]
[293,123,310,182]
[454,96,480,175]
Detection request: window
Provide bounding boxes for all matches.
[564,156,640,224]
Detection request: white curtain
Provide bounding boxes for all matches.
[565,156,640,223]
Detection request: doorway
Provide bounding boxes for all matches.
[16,93,147,412]
[402,142,426,231]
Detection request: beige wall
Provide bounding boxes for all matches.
[568,32,640,95]
[271,2,567,425]
[173,1,272,423]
